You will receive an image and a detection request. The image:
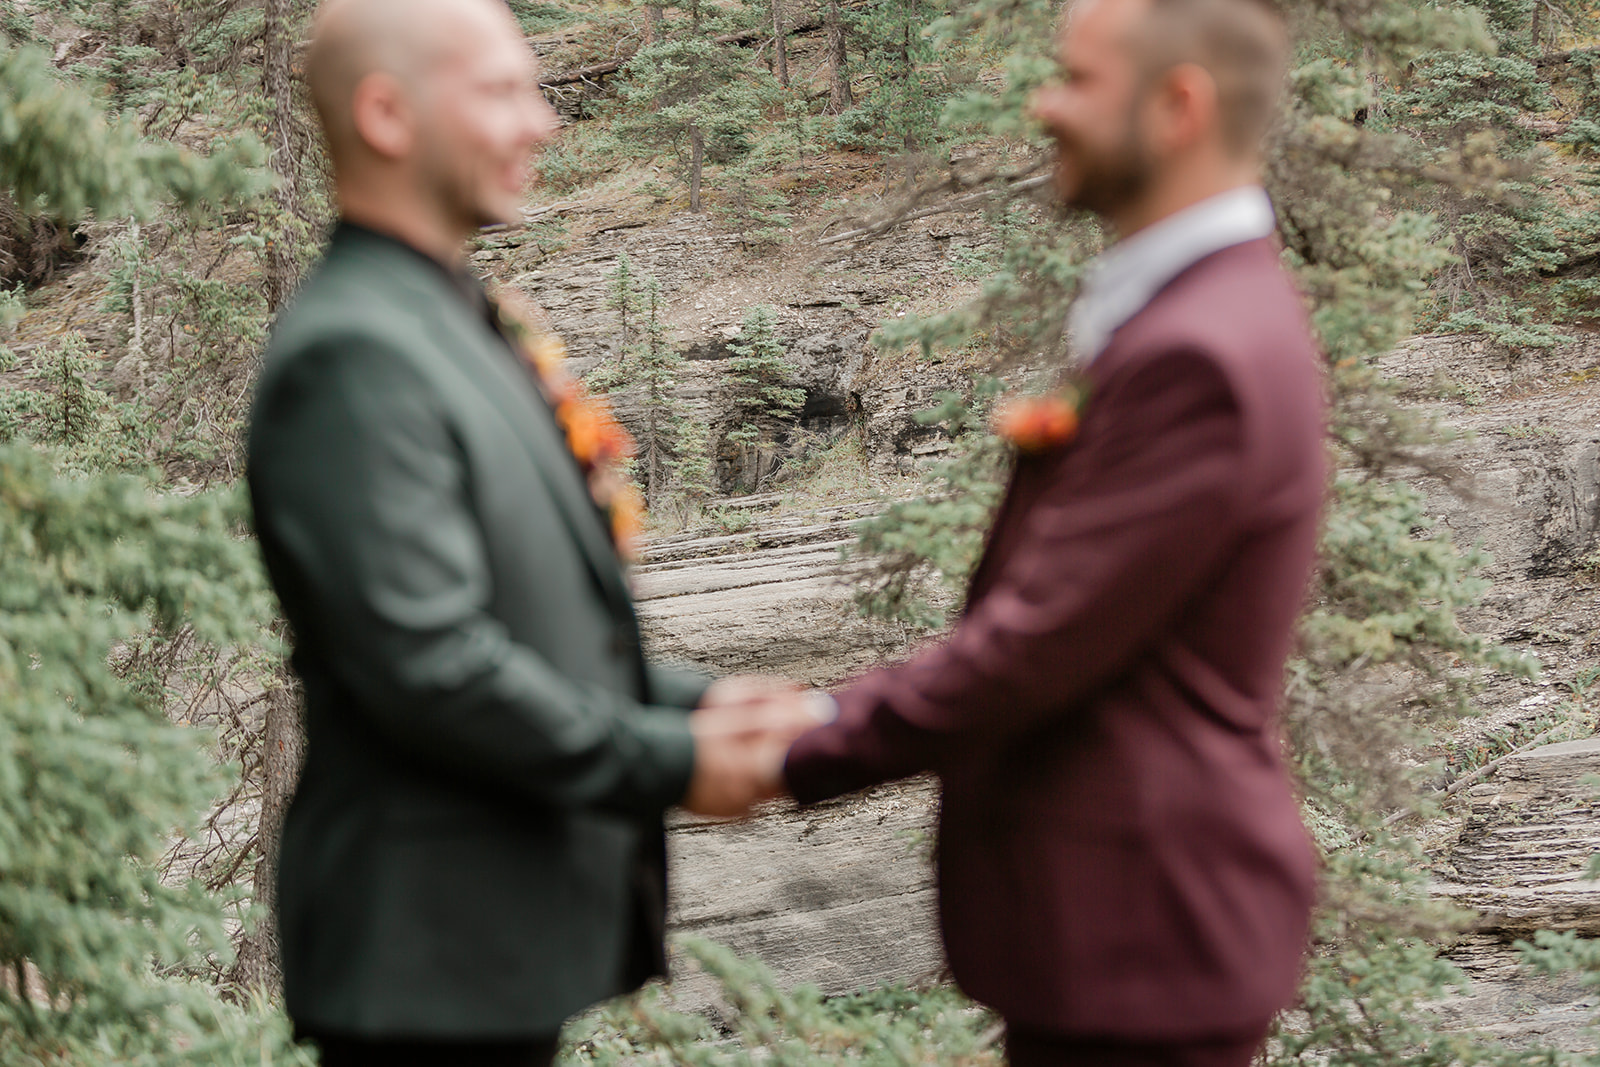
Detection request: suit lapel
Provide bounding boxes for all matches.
[447,316,635,604]
[348,234,637,620]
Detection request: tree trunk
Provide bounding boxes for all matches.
[689,125,704,212]
[645,3,664,44]
[647,400,663,508]
[773,0,789,88]
[898,16,911,84]
[263,0,303,313]
[1529,2,1541,53]
[127,218,144,363]
[226,674,305,996]
[825,0,852,114]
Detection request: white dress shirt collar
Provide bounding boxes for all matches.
[1067,185,1277,365]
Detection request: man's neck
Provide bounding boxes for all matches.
[338,186,470,267]
[1106,161,1261,241]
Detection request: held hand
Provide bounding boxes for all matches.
[699,673,803,709]
[680,692,826,818]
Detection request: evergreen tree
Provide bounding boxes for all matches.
[0,40,263,224]
[630,274,686,508]
[12,0,322,472]
[673,411,717,507]
[37,331,100,447]
[0,19,309,1057]
[824,0,854,114]
[614,35,773,211]
[770,0,790,88]
[1382,30,1581,342]
[592,259,711,514]
[260,0,317,312]
[723,303,805,491]
[608,251,642,353]
[584,253,643,397]
[0,444,307,1065]
[833,0,951,184]
[714,159,794,251]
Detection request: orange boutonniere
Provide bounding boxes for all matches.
[994,383,1086,454]
[492,289,645,560]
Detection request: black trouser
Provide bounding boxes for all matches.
[1005,1026,1268,1067]
[306,1033,560,1067]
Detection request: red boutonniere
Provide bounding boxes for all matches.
[492,290,645,560]
[994,382,1087,453]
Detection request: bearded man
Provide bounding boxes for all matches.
[247,2,807,1063]
[761,0,1325,1063]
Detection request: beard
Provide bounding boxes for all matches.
[1051,102,1157,220]
[424,150,521,232]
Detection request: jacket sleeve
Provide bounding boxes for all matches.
[249,334,695,818]
[785,347,1248,804]
[645,663,712,709]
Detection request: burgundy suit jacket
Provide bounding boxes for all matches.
[785,238,1323,1040]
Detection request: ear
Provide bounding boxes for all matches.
[1151,62,1219,154]
[350,72,415,161]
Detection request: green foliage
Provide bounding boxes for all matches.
[722,304,804,491]
[1,1,304,471]
[606,252,643,358]
[852,383,1007,629]
[832,0,954,174]
[614,36,775,210]
[1367,0,1600,331]
[534,124,624,195]
[0,40,266,223]
[1264,843,1556,1067]
[713,159,793,251]
[630,275,691,507]
[1308,477,1522,676]
[875,198,1091,367]
[0,281,21,332]
[37,331,101,446]
[673,410,717,504]
[561,938,1002,1065]
[597,258,707,513]
[0,331,156,474]
[507,0,580,34]
[1521,929,1600,995]
[0,442,297,1065]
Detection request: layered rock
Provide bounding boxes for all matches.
[633,502,945,1003]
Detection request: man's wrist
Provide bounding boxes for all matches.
[805,691,839,723]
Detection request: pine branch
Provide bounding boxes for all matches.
[817,174,1052,245]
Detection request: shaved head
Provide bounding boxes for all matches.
[305,0,557,259]
[307,0,524,162]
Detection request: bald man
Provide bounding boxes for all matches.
[766,0,1324,1063]
[247,2,806,1063]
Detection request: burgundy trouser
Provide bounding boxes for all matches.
[1005,1026,1266,1067]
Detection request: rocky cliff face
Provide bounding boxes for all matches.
[482,202,1003,489]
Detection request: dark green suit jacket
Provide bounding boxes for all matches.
[248,224,704,1039]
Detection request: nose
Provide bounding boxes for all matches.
[1028,84,1064,127]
